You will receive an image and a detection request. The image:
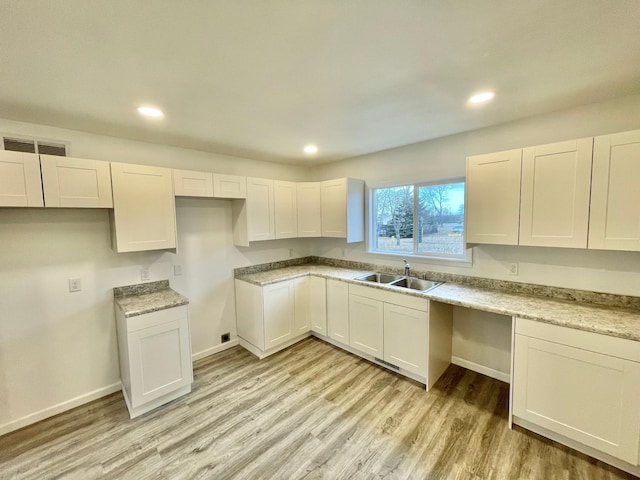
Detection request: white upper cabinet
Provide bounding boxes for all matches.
[40,154,113,208]
[297,182,322,237]
[0,150,43,207]
[589,129,640,251]
[274,180,298,239]
[110,162,177,252]
[213,173,246,199]
[520,138,593,248]
[172,169,213,197]
[246,177,275,241]
[466,149,522,245]
[321,178,365,243]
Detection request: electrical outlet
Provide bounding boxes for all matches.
[508,263,519,276]
[289,248,294,258]
[221,333,230,343]
[174,265,182,276]
[141,267,150,281]
[68,277,82,293]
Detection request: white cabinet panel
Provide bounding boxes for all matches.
[40,154,113,207]
[513,332,640,464]
[310,276,327,335]
[294,276,310,334]
[349,294,383,357]
[247,177,275,241]
[321,178,364,242]
[110,162,177,252]
[0,150,43,207]
[274,180,298,239]
[383,303,428,377]
[589,129,640,251]
[264,281,295,349]
[327,279,349,344]
[520,139,593,248]
[466,149,522,245]
[172,169,213,197]
[297,182,322,237]
[213,174,246,199]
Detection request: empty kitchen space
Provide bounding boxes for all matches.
[1,2,640,480]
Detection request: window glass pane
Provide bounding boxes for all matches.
[373,185,414,253]
[417,182,465,256]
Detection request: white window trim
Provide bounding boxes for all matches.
[366,178,473,267]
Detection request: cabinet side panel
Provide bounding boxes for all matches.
[235,280,265,350]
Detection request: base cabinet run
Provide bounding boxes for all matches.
[115,305,193,419]
[513,317,640,468]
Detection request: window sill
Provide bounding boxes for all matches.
[365,249,473,268]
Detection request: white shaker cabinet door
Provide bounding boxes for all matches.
[589,129,640,251]
[246,177,275,241]
[213,173,246,199]
[274,180,298,239]
[520,138,592,248]
[293,276,311,334]
[0,150,43,207]
[297,182,322,237]
[466,149,522,245]
[309,276,327,335]
[327,279,349,345]
[41,154,113,207]
[383,303,428,377]
[172,169,213,197]
[263,281,295,349]
[349,294,383,357]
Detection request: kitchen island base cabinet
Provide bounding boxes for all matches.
[513,318,640,470]
[115,305,193,419]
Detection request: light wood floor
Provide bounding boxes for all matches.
[0,337,635,480]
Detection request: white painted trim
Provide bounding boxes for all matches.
[451,356,510,384]
[0,382,121,436]
[192,339,239,361]
[514,416,640,477]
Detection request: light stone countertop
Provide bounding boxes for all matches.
[236,265,640,342]
[114,280,189,318]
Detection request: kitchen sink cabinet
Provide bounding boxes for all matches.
[0,150,43,207]
[40,154,113,208]
[110,162,177,252]
[274,180,298,239]
[589,129,640,251]
[296,182,322,237]
[172,169,214,197]
[115,305,193,419]
[349,294,384,357]
[327,279,350,345]
[513,318,640,466]
[383,303,428,377]
[320,178,365,242]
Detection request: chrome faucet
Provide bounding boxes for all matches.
[403,259,410,276]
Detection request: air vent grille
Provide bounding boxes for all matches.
[2,136,67,156]
[3,137,36,153]
[37,142,67,156]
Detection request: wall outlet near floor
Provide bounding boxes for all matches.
[68,277,82,293]
[174,264,182,276]
[140,267,150,281]
[221,333,231,343]
[508,262,519,276]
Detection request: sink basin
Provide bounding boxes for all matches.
[389,277,441,292]
[355,272,404,284]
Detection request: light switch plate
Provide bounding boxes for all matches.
[68,277,82,292]
[141,267,150,281]
[174,265,182,276]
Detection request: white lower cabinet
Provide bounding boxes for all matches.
[349,294,383,357]
[115,305,193,419]
[383,303,428,377]
[235,278,311,358]
[513,318,640,466]
[327,279,350,345]
[309,276,327,335]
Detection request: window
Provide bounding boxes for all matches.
[370,180,468,261]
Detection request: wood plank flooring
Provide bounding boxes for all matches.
[0,337,635,479]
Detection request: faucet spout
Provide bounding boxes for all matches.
[403,259,410,276]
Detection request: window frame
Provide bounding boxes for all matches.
[367,177,472,266]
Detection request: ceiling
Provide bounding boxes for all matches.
[1,1,639,165]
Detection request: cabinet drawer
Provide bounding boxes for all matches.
[123,305,189,333]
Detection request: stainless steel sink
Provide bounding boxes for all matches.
[389,277,441,292]
[355,272,404,284]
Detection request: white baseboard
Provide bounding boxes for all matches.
[192,339,239,361]
[451,356,510,383]
[0,382,122,437]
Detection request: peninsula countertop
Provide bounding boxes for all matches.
[236,265,640,342]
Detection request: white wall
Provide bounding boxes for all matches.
[312,93,640,373]
[0,118,311,434]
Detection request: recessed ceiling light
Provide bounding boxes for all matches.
[137,106,164,117]
[304,145,318,154]
[468,91,495,104]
